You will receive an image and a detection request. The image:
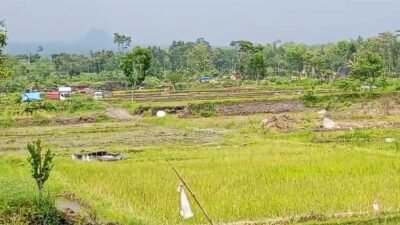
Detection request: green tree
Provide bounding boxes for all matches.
[28,59,55,86]
[351,49,384,94]
[246,51,266,84]
[323,40,359,73]
[90,50,117,73]
[264,40,286,75]
[213,47,236,75]
[376,32,400,76]
[186,43,214,74]
[27,140,54,202]
[121,47,152,100]
[148,46,169,77]
[282,42,308,74]
[168,41,194,71]
[113,33,132,52]
[230,40,257,74]
[0,20,11,79]
[51,53,90,76]
[165,71,183,90]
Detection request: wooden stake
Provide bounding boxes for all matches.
[164,157,214,225]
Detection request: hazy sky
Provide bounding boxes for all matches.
[1,0,400,45]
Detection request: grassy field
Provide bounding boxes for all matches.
[3,108,400,224]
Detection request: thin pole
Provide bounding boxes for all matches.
[164,156,214,225]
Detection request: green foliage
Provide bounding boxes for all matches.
[351,49,384,90]
[0,198,63,225]
[376,76,389,90]
[0,21,11,80]
[113,33,132,52]
[334,78,359,92]
[282,42,308,72]
[314,130,373,143]
[187,101,217,117]
[23,95,104,114]
[186,42,215,74]
[375,32,400,75]
[121,101,141,114]
[121,46,152,87]
[1,31,400,86]
[165,71,183,89]
[26,140,54,201]
[301,90,317,104]
[337,130,372,142]
[144,76,162,88]
[0,116,14,127]
[246,51,266,82]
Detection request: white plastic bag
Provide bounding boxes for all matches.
[177,184,194,219]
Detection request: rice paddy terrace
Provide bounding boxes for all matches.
[2,88,400,225]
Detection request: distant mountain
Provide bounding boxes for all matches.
[5,28,116,55]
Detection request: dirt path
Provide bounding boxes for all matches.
[106,106,136,121]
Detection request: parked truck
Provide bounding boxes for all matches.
[45,87,72,101]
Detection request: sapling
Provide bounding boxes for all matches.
[27,139,54,203]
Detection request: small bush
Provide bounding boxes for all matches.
[121,101,141,114]
[334,78,359,92]
[301,90,318,105]
[187,102,217,117]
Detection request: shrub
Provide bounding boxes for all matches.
[334,78,359,92]
[187,102,217,117]
[122,101,141,114]
[301,90,318,105]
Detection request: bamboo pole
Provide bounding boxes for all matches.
[164,156,214,225]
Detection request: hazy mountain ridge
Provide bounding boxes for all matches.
[5,28,116,54]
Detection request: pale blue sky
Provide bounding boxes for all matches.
[1,0,399,45]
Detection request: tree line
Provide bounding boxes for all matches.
[1,25,400,92]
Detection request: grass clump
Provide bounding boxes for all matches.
[121,101,141,114]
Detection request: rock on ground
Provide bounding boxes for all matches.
[323,118,336,130]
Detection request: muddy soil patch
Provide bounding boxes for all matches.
[217,100,306,116]
[53,115,99,125]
